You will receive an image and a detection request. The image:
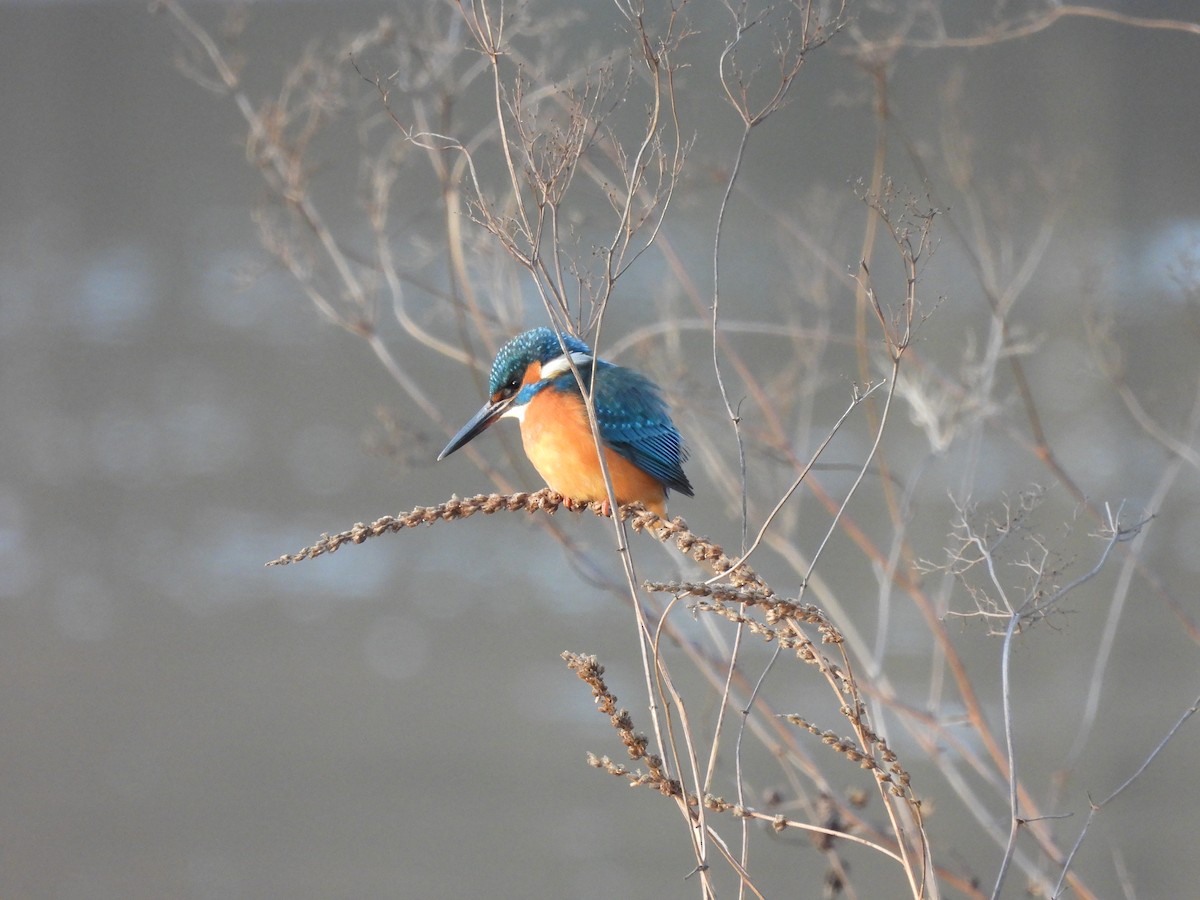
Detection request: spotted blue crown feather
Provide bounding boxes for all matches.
[488,328,591,398]
[493,328,693,497]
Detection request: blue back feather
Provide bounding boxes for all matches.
[586,363,693,496]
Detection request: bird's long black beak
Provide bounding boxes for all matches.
[437,397,512,460]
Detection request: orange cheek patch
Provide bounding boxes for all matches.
[521,361,542,387]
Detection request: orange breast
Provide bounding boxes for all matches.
[520,388,668,515]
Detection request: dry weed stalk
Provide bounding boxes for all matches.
[160,0,1200,896]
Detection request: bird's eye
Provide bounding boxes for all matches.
[496,378,520,400]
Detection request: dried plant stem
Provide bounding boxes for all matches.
[266,489,763,584]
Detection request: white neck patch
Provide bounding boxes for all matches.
[540,351,594,381]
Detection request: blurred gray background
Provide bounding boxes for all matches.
[2,1,1199,898]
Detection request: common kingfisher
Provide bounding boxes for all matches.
[438,327,693,516]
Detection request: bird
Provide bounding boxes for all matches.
[438,327,693,517]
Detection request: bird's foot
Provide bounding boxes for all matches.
[560,495,612,517]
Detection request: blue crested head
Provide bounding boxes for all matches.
[489,327,592,397]
[438,327,595,462]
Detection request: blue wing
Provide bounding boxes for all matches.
[554,361,693,497]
